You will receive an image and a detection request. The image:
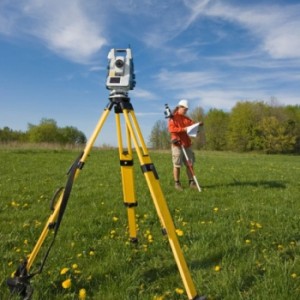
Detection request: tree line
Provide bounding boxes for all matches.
[149,101,300,154]
[0,118,87,145]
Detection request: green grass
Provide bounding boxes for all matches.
[0,148,300,299]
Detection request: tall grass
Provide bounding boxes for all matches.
[0,148,299,299]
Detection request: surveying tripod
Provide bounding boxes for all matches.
[7,93,206,300]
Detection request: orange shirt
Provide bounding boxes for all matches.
[168,111,194,148]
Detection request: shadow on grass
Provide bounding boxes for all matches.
[204,180,287,189]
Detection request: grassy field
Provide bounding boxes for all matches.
[0,148,299,299]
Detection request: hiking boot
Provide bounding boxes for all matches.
[189,180,198,189]
[175,182,183,191]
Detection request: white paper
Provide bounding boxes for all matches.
[187,122,200,137]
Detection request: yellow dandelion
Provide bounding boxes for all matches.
[175,287,184,294]
[277,244,284,250]
[256,223,262,229]
[245,239,251,244]
[72,264,78,269]
[291,273,297,279]
[112,216,118,222]
[153,295,164,300]
[34,220,41,227]
[176,229,184,236]
[214,265,221,272]
[79,288,86,299]
[62,278,72,289]
[183,244,189,252]
[11,201,19,207]
[213,207,219,212]
[89,251,95,256]
[60,267,69,275]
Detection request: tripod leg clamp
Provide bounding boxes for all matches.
[124,202,138,208]
[141,163,159,179]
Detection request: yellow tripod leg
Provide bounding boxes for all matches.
[75,106,112,178]
[26,188,64,271]
[115,112,138,242]
[24,105,113,273]
[122,109,201,300]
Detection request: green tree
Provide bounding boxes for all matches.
[227,101,268,151]
[148,120,170,149]
[59,126,87,144]
[27,118,86,145]
[27,118,59,143]
[257,116,296,153]
[204,109,229,150]
[0,127,16,142]
[0,126,27,142]
[284,105,300,153]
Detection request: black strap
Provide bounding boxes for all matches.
[54,151,83,235]
[32,152,84,276]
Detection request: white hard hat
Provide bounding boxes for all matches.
[178,99,189,109]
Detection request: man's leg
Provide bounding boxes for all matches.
[172,146,183,190]
[173,166,181,182]
[174,167,183,190]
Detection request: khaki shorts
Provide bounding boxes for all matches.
[171,145,195,168]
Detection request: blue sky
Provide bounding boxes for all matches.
[1,0,300,146]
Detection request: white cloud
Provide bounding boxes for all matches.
[196,2,300,59]
[156,68,222,90]
[0,0,107,64]
[263,20,300,58]
[131,88,158,100]
[155,64,300,112]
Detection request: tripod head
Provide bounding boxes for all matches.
[106,48,136,98]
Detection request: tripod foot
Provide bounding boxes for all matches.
[7,276,33,300]
[7,260,34,300]
[129,237,138,244]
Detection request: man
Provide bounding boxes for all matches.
[168,99,198,190]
